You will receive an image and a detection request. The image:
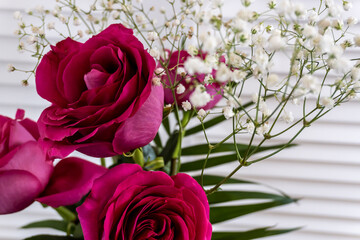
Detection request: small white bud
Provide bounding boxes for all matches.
[256,122,270,135]
[77,30,84,38]
[13,11,22,20]
[346,17,358,26]
[47,22,55,30]
[343,1,352,11]
[155,68,165,75]
[197,109,207,119]
[176,67,186,75]
[149,48,160,59]
[320,97,335,109]
[188,45,198,56]
[135,15,145,24]
[172,19,180,26]
[246,122,255,134]
[223,106,234,119]
[7,64,15,72]
[354,35,360,47]
[176,84,186,94]
[266,73,280,88]
[182,100,192,111]
[147,31,158,41]
[27,35,38,45]
[112,11,120,19]
[282,111,294,123]
[152,77,161,86]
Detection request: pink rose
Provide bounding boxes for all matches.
[36,24,164,158]
[77,164,212,240]
[163,50,222,110]
[0,110,53,214]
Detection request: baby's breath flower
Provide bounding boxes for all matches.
[282,111,294,123]
[149,48,160,60]
[268,30,286,51]
[307,9,319,23]
[256,122,270,135]
[135,15,145,24]
[351,67,360,81]
[184,57,211,75]
[190,85,211,108]
[152,77,161,86]
[47,22,55,30]
[13,11,22,20]
[155,68,165,75]
[188,45,198,56]
[343,1,352,11]
[232,70,247,83]
[346,17,358,26]
[7,64,15,72]
[77,30,84,38]
[354,35,360,47]
[301,74,320,94]
[246,121,255,134]
[197,109,207,119]
[215,63,232,83]
[266,73,279,88]
[13,29,21,36]
[223,106,234,119]
[320,97,335,109]
[176,84,186,94]
[147,31,158,41]
[182,100,192,111]
[27,35,38,45]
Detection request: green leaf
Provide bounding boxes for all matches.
[185,115,226,136]
[208,191,291,204]
[54,207,76,222]
[192,175,254,186]
[24,235,79,240]
[212,227,300,240]
[182,143,295,156]
[153,133,162,149]
[181,153,238,171]
[185,101,254,136]
[162,115,171,135]
[160,131,179,164]
[22,220,67,232]
[210,199,296,224]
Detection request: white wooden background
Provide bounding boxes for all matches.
[1,0,360,240]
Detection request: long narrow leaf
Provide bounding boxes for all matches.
[182,143,295,156]
[208,191,292,204]
[24,235,79,240]
[22,220,67,232]
[192,175,254,186]
[212,227,300,240]
[181,153,238,171]
[210,199,295,224]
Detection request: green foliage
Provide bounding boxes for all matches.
[211,227,300,240]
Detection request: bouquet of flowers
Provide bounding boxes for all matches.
[2,0,359,239]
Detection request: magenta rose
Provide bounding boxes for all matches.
[77,164,212,240]
[0,110,53,214]
[162,50,222,110]
[36,24,164,158]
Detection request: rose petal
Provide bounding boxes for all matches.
[8,121,36,149]
[0,170,42,214]
[113,84,164,154]
[36,38,80,106]
[84,69,111,90]
[0,142,52,187]
[37,157,107,207]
